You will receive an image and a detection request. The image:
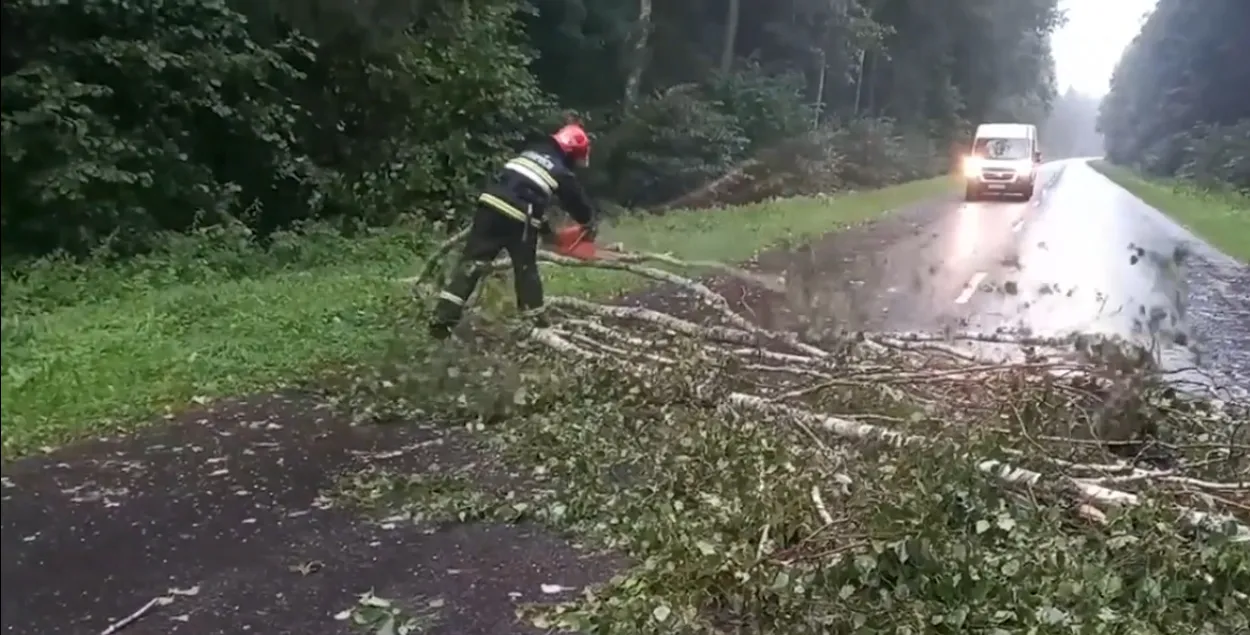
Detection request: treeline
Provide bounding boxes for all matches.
[1099,0,1250,192]
[1,0,1064,262]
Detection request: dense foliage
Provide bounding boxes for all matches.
[1098,0,1250,192]
[2,0,1064,261]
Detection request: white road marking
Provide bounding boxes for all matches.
[955,272,988,304]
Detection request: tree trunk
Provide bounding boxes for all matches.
[852,48,866,114]
[813,51,826,129]
[720,0,740,74]
[622,0,653,110]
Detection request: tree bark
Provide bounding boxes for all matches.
[720,0,740,73]
[622,0,653,109]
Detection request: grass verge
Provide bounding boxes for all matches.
[1088,160,1249,262]
[0,176,953,457]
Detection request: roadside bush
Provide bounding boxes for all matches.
[652,116,944,211]
[1119,120,1250,195]
[587,67,804,209]
[326,0,558,227]
[702,64,814,154]
[598,66,941,210]
[1136,132,1190,180]
[0,0,320,258]
[813,117,941,188]
[600,87,750,207]
[1176,120,1250,193]
[1,216,435,316]
[0,0,555,260]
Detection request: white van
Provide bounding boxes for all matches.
[962,123,1041,201]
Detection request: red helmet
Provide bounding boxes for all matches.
[552,124,591,167]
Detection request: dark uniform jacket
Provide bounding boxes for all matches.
[431,138,596,333]
[477,138,597,231]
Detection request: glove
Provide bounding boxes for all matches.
[581,221,598,243]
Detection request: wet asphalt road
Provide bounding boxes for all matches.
[4,159,1247,634]
[958,160,1249,396]
[1,396,615,635]
[777,159,1249,397]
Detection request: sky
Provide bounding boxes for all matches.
[1051,0,1158,96]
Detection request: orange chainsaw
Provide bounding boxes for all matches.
[549,223,605,260]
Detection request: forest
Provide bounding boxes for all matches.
[1,0,1066,263]
[1098,0,1250,192]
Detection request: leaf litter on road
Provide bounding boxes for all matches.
[334,590,443,635]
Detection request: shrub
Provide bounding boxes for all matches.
[595,65,941,211]
[1,216,435,316]
[599,86,750,207]
[702,63,815,153]
[0,0,316,258]
[0,0,557,260]
[1177,120,1250,193]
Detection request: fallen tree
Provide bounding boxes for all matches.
[349,232,1250,632]
[525,258,1249,538]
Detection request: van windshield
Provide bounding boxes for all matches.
[972,137,1031,160]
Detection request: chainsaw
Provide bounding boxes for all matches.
[547,223,619,261]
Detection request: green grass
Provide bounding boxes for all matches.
[1088,160,1250,262]
[0,176,953,457]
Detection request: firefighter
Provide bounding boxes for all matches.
[429,123,599,340]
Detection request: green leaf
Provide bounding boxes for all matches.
[651,605,671,622]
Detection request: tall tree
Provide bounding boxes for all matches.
[623,0,652,109]
[1099,0,1250,189]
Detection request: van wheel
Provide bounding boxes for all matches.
[964,184,979,201]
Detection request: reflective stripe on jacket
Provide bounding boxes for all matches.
[478,193,542,227]
[479,139,598,228]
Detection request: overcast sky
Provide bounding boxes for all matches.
[1051,0,1158,96]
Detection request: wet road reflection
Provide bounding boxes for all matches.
[952,159,1248,398]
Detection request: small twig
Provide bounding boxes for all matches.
[810,485,835,525]
[407,226,471,289]
[100,595,171,635]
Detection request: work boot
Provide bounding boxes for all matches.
[520,308,550,329]
[429,322,453,341]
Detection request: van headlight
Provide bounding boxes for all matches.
[962,156,983,177]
